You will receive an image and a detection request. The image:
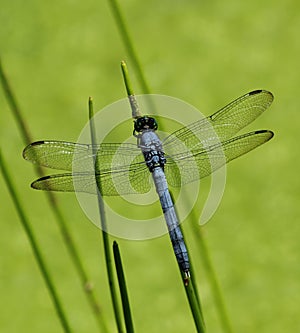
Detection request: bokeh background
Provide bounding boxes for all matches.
[1,1,299,332]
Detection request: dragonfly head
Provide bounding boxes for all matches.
[134,116,158,135]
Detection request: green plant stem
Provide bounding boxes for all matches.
[89,97,124,333]
[0,57,108,333]
[184,277,206,333]
[121,61,141,118]
[120,60,134,96]
[113,241,135,333]
[108,0,151,95]
[0,149,72,333]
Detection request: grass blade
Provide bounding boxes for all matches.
[113,241,135,333]
[0,149,73,333]
[108,0,151,94]
[184,277,206,333]
[89,97,125,333]
[121,61,141,118]
[0,57,108,333]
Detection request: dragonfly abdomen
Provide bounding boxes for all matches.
[137,127,190,277]
[152,167,190,276]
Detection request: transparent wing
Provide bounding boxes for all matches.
[24,141,152,195]
[23,140,140,171]
[163,90,274,156]
[31,164,152,195]
[24,90,273,194]
[165,130,274,187]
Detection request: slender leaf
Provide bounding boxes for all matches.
[113,241,135,333]
[89,97,125,333]
[1,149,72,333]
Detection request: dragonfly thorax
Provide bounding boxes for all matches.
[138,130,166,172]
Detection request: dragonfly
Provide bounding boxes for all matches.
[23,89,274,283]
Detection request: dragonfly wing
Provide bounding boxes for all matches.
[25,141,152,195]
[31,173,95,193]
[86,142,153,195]
[23,140,142,172]
[31,158,152,196]
[163,90,273,156]
[165,130,274,187]
[96,153,152,195]
[23,141,94,171]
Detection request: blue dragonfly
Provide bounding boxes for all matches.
[23,90,274,282]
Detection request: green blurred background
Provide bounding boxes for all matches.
[1,0,299,332]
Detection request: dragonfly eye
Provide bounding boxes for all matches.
[134,116,158,132]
